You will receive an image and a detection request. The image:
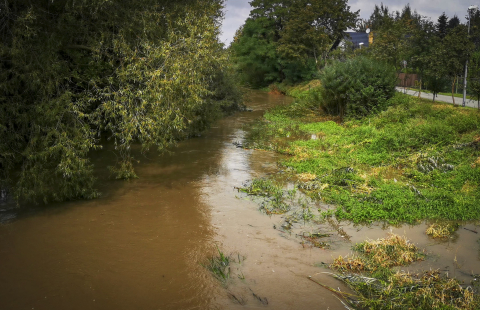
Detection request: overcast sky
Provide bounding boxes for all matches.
[220,0,477,45]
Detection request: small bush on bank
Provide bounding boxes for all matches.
[319,57,397,119]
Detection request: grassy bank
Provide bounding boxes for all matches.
[244,89,480,224]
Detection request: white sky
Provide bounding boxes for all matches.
[220,0,477,45]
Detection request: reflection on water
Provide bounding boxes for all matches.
[0,91,478,310]
[0,91,294,310]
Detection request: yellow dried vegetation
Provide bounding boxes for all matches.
[331,255,366,272]
[297,173,317,182]
[331,234,425,272]
[356,234,424,268]
[473,157,480,168]
[386,270,478,310]
[289,146,310,161]
[426,223,458,238]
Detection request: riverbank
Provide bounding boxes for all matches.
[237,86,480,308]
[244,90,480,224]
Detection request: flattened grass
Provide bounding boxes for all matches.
[328,234,480,310]
[331,234,425,272]
[244,93,480,224]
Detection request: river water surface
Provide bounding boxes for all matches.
[0,91,479,310]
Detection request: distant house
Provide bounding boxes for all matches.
[331,31,373,51]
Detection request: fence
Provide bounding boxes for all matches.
[397,73,418,87]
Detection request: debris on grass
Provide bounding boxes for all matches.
[330,234,424,272]
[352,234,425,269]
[331,254,366,272]
[300,232,331,249]
[324,234,480,309]
[336,270,480,310]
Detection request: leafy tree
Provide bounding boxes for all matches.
[468,52,480,109]
[447,15,460,31]
[410,18,437,97]
[424,38,449,101]
[0,0,241,203]
[368,4,393,31]
[369,18,411,71]
[231,0,358,86]
[470,10,480,49]
[442,25,475,104]
[230,17,282,87]
[277,0,358,64]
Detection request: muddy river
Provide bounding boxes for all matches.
[0,91,479,310]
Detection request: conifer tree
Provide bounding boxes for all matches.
[436,12,448,38]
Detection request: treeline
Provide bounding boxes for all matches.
[362,4,480,102]
[0,0,241,203]
[231,1,480,103]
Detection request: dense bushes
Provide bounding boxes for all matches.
[319,57,397,118]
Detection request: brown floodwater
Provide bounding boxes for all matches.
[0,91,479,310]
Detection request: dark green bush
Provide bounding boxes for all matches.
[319,57,397,118]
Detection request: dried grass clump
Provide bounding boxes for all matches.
[426,223,458,238]
[330,255,366,272]
[330,270,480,310]
[325,235,480,309]
[353,234,425,269]
[383,271,478,310]
[297,173,317,182]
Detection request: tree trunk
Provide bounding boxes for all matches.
[418,79,422,98]
[451,76,456,105]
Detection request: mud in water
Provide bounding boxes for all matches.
[0,91,479,310]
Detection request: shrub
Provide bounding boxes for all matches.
[319,57,397,119]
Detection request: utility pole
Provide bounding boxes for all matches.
[463,5,479,106]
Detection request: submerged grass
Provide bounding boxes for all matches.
[244,92,480,224]
[240,178,295,215]
[203,246,245,284]
[326,234,480,310]
[203,246,232,282]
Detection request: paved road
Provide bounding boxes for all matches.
[395,87,479,109]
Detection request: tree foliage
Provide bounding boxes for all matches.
[319,57,397,119]
[230,0,358,87]
[0,0,242,203]
[468,51,480,108]
[436,12,448,39]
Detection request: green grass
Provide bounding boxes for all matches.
[240,178,296,214]
[202,246,232,282]
[244,92,480,224]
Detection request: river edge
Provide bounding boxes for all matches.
[0,90,478,309]
[208,89,480,308]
